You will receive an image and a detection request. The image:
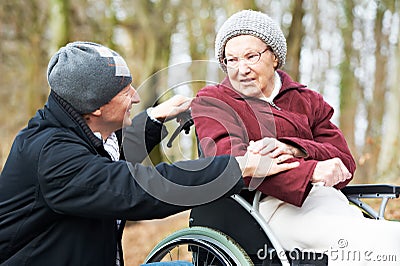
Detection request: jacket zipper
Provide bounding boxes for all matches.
[268,101,281,110]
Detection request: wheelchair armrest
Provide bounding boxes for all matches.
[341,184,400,197]
[341,184,400,220]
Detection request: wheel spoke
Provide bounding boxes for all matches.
[209,253,216,265]
[195,245,199,265]
[168,250,173,261]
[150,241,226,265]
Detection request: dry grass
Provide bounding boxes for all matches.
[122,211,190,266]
[122,198,400,266]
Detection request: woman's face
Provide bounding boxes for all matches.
[224,35,278,98]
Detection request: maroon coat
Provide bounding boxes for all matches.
[191,70,356,207]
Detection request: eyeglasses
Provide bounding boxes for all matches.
[223,47,271,68]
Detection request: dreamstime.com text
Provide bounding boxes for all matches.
[257,239,398,263]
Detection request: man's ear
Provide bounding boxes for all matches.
[91,109,102,117]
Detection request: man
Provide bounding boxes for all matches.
[0,41,298,265]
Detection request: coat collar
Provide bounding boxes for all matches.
[218,70,306,100]
[45,91,105,153]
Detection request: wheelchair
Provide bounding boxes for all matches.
[143,113,400,266]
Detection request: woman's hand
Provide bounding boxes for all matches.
[311,158,352,186]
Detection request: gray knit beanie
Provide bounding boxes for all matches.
[47,41,132,114]
[215,10,287,72]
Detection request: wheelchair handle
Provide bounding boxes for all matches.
[167,110,194,148]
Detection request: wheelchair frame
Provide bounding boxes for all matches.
[341,184,400,220]
[144,184,399,265]
[144,114,400,265]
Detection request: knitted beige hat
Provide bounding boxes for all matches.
[215,10,287,72]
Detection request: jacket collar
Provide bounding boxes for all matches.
[219,69,306,100]
[46,91,105,153]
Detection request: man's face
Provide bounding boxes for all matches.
[224,35,278,98]
[99,84,140,131]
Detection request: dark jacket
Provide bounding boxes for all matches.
[191,70,355,207]
[0,91,244,265]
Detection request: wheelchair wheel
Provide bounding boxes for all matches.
[144,226,253,266]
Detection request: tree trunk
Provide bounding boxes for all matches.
[339,0,360,181]
[377,1,400,181]
[49,0,69,53]
[285,0,304,81]
[362,5,389,182]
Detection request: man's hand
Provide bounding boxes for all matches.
[150,95,192,122]
[311,158,352,186]
[235,150,299,178]
[248,137,306,158]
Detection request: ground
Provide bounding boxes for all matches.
[122,199,400,266]
[122,211,190,265]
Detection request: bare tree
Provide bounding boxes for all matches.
[286,0,304,81]
[339,0,360,177]
[377,0,400,181]
[357,1,390,182]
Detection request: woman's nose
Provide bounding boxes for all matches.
[238,60,251,74]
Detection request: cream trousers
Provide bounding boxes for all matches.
[259,185,400,266]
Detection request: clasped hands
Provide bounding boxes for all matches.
[236,137,352,187]
[235,137,300,178]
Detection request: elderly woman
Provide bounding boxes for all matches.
[191,10,400,265]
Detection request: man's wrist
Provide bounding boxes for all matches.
[235,155,253,177]
[146,107,163,124]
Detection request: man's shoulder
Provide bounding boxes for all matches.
[18,124,78,157]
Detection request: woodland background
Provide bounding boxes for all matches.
[1,0,400,264]
[1,0,400,183]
